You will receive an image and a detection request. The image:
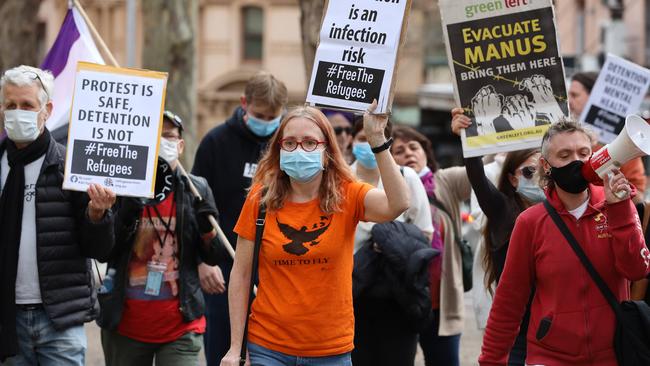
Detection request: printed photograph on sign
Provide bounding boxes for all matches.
[306,0,411,113]
[63,62,168,198]
[441,0,568,157]
[578,54,650,144]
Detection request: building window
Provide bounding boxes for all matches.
[242,7,263,61]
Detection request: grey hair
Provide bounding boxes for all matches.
[0,65,54,107]
[540,119,593,159]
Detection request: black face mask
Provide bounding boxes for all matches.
[549,160,589,194]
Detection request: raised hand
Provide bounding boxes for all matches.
[87,183,116,223]
[451,107,472,136]
[519,74,566,123]
[471,86,501,136]
[502,94,536,130]
[363,99,389,147]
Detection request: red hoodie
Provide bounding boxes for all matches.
[480,185,650,366]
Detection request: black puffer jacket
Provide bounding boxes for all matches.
[353,221,438,330]
[97,167,225,331]
[0,135,115,330]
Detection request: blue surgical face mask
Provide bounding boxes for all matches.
[352,142,377,169]
[516,176,545,203]
[280,149,323,183]
[246,114,281,137]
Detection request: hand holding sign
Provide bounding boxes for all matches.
[363,99,389,147]
[87,183,116,222]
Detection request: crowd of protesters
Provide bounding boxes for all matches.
[0,64,649,366]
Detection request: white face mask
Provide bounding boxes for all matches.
[4,108,42,143]
[158,137,179,164]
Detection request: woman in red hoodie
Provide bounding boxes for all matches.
[479,120,650,366]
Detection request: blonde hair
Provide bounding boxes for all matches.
[244,71,288,110]
[252,106,356,214]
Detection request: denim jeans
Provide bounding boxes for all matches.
[1,306,86,366]
[248,342,352,366]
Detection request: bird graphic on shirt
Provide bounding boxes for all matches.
[276,217,331,256]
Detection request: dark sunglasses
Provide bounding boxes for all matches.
[520,166,537,179]
[333,126,352,136]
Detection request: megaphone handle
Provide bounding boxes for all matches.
[606,171,630,200]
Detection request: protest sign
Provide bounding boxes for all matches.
[441,0,568,157]
[306,0,411,114]
[579,54,650,144]
[63,62,167,198]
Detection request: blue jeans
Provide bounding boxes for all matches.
[418,310,460,366]
[1,306,86,366]
[248,342,352,366]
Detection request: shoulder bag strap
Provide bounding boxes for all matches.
[428,194,461,242]
[239,200,266,365]
[542,200,622,316]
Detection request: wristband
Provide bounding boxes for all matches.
[371,137,394,154]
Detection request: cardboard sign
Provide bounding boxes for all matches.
[63,62,168,198]
[579,54,650,144]
[306,0,411,113]
[441,0,568,157]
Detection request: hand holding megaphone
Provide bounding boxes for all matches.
[582,114,650,199]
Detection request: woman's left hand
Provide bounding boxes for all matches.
[451,107,472,136]
[363,99,389,147]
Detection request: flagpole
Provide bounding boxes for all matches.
[71,0,238,261]
[72,0,119,67]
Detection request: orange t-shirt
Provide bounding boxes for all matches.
[234,181,372,357]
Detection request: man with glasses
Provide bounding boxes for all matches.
[0,65,116,365]
[322,109,355,164]
[192,71,288,366]
[98,111,226,365]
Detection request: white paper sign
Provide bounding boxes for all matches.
[63,62,168,198]
[306,0,410,113]
[579,54,650,144]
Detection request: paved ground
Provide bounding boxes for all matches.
[85,293,482,365]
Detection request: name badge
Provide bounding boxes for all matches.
[144,261,167,296]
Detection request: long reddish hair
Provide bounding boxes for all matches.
[252,106,356,213]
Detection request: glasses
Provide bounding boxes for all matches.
[279,138,327,152]
[23,71,49,100]
[519,166,537,179]
[333,126,352,136]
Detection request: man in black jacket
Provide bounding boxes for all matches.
[99,111,226,365]
[192,71,288,365]
[0,65,116,365]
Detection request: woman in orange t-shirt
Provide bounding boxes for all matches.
[220,103,410,366]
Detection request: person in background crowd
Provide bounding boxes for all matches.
[192,71,288,365]
[220,103,409,366]
[480,120,649,366]
[467,153,505,331]
[569,71,647,198]
[0,65,116,365]
[322,109,355,164]
[453,105,543,365]
[350,118,433,366]
[568,71,598,121]
[98,112,226,365]
[391,125,470,366]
